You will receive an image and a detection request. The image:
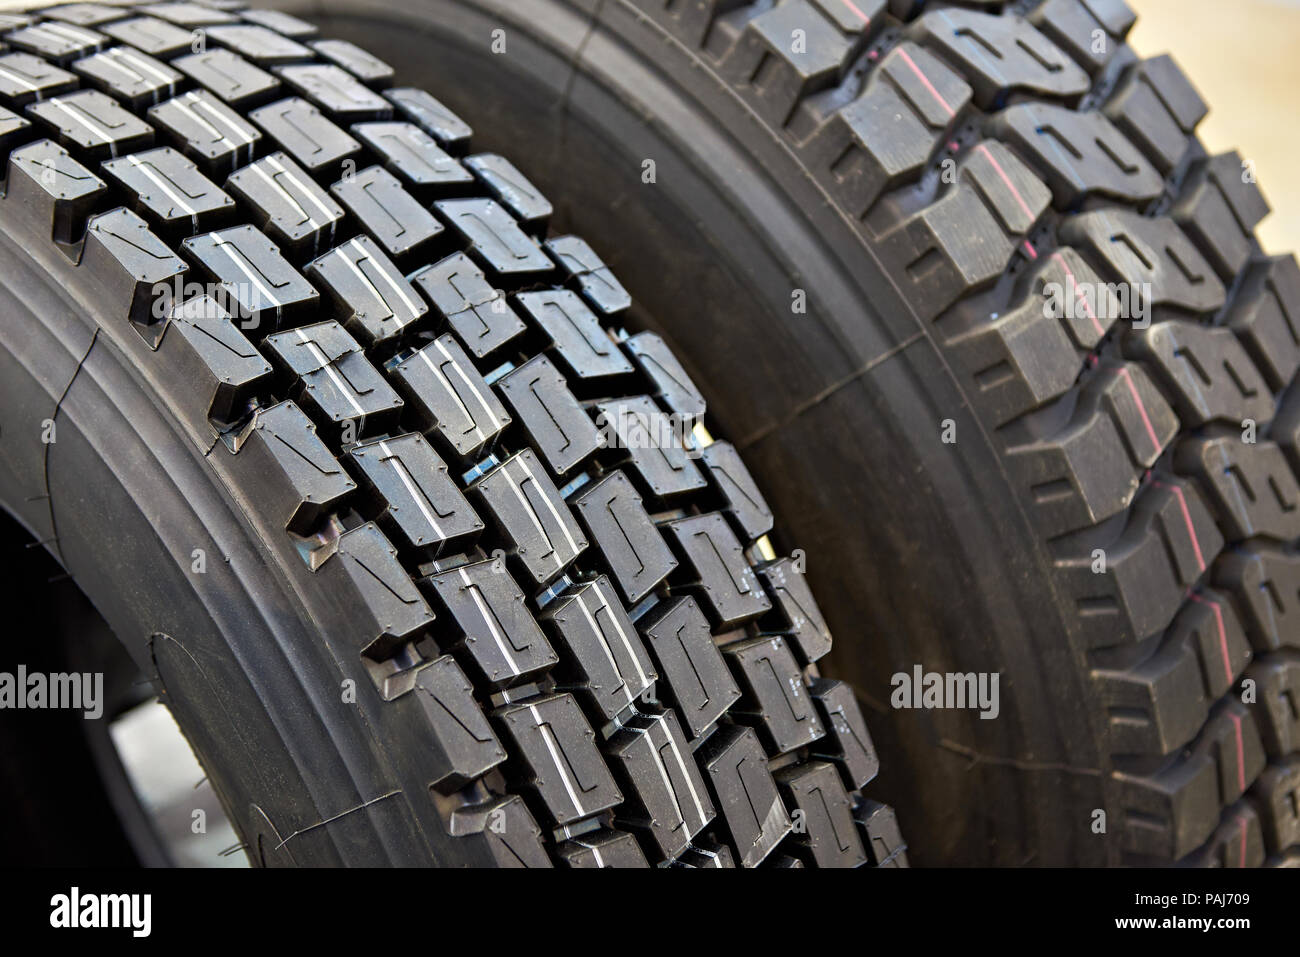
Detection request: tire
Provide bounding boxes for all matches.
[0,1,902,868]
[280,0,1300,865]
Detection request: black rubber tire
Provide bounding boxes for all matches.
[273,0,1300,866]
[0,1,902,868]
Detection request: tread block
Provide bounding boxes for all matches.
[672,841,735,868]
[1248,654,1300,758]
[497,354,600,475]
[306,234,426,345]
[1177,438,1300,544]
[249,96,359,174]
[264,319,403,434]
[571,470,678,604]
[449,795,552,868]
[700,441,773,542]
[181,224,318,331]
[0,52,78,107]
[6,138,107,245]
[27,89,154,160]
[1253,756,1300,854]
[44,4,130,28]
[1104,54,1207,174]
[137,3,238,27]
[607,709,715,859]
[628,0,749,50]
[1181,800,1264,868]
[275,63,391,122]
[1173,151,1270,282]
[808,40,971,219]
[541,575,657,721]
[1229,255,1300,393]
[911,7,1090,109]
[1058,477,1224,650]
[725,635,825,753]
[102,145,235,235]
[662,512,771,627]
[757,556,831,663]
[1029,0,1135,75]
[400,654,507,793]
[877,141,1051,320]
[5,20,106,65]
[638,595,740,738]
[238,8,318,38]
[1117,700,1265,858]
[723,0,871,127]
[81,206,187,327]
[72,45,182,110]
[516,289,633,381]
[424,556,558,686]
[1008,362,1178,537]
[1216,548,1300,654]
[810,678,880,789]
[545,234,632,317]
[390,333,511,460]
[595,396,706,500]
[1127,322,1273,428]
[435,197,553,279]
[313,522,433,655]
[173,47,279,108]
[237,399,355,532]
[0,105,29,163]
[161,293,272,422]
[225,150,344,255]
[775,760,867,867]
[347,432,482,554]
[950,248,1117,428]
[464,153,551,233]
[494,692,622,826]
[469,449,588,586]
[383,86,472,154]
[557,828,648,868]
[1094,590,1251,756]
[205,24,312,64]
[309,39,393,87]
[149,89,261,175]
[697,724,791,868]
[410,251,526,358]
[352,120,472,190]
[100,16,194,59]
[330,165,443,263]
[855,799,909,867]
[992,104,1163,209]
[625,332,706,421]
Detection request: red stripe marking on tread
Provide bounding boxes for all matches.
[896,46,955,118]
[1051,251,1105,339]
[1229,711,1246,794]
[1189,592,1233,686]
[1022,240,1038,260]
[1153,480,1207,573]
[977,143,1035,224]
[1117,366,1162,457]
[842,0,872,24]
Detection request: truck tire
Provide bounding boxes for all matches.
[0,1,900,868]
[284,0,1300,865]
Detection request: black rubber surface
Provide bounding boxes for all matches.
[0,0,900,868]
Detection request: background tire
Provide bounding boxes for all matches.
[0,1,900,868]
[279,0,1300,865]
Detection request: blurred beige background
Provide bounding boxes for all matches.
[1129,0,1300,254]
